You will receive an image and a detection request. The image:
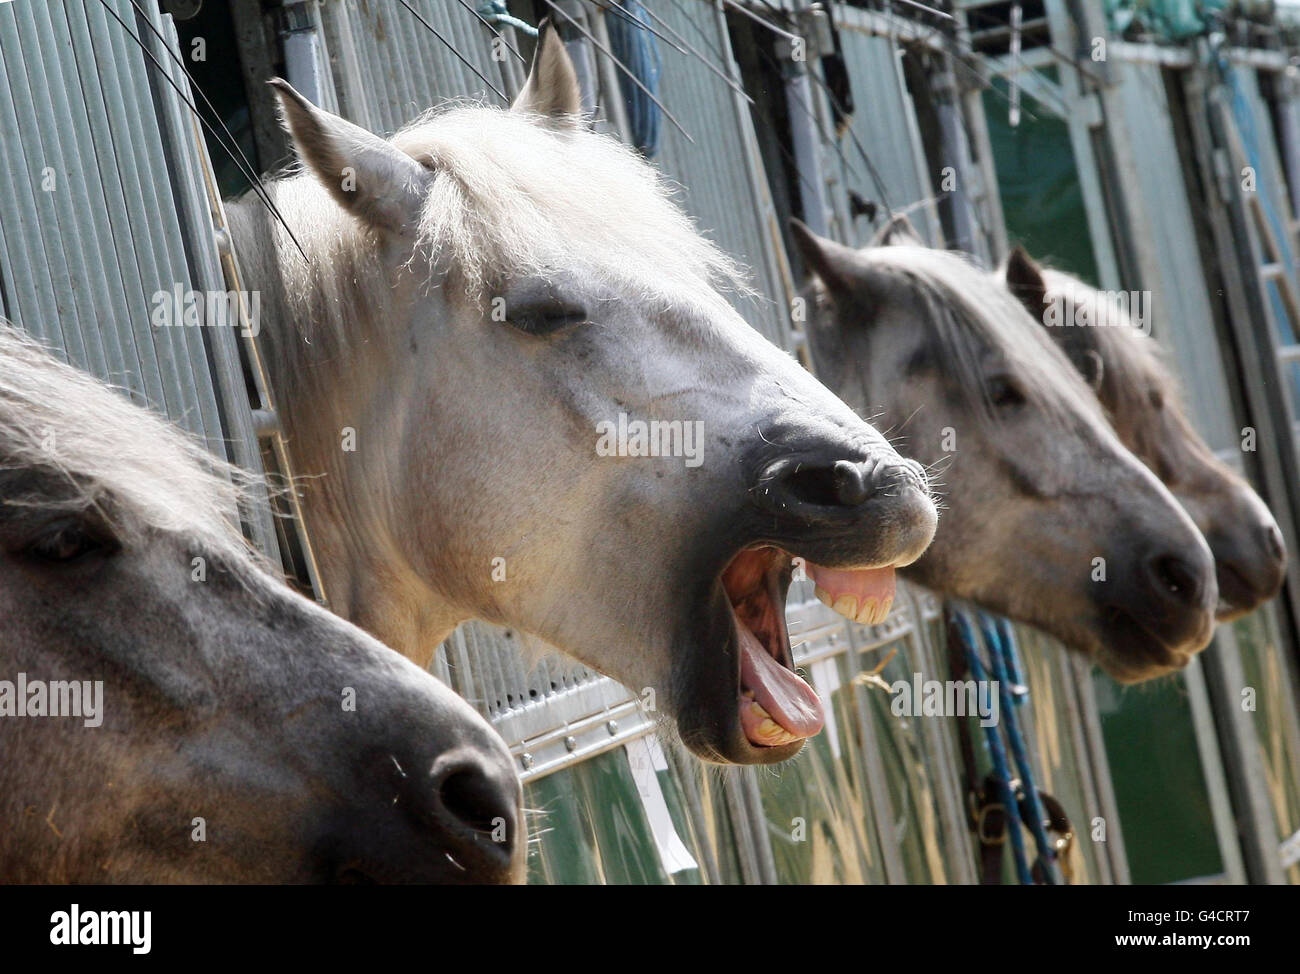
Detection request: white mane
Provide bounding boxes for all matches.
[396,105,748,305]
[238,102,755,411]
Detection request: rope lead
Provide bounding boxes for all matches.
[478,0,540,38]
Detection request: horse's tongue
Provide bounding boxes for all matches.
[738,623,824,745]
[806,562,897,626]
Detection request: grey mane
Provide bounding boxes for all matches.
[0,321,251,560]
[1039,268,1213,475]
[819,245,1106,429]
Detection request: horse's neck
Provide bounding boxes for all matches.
[229,196,463,667]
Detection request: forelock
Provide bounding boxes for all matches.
[393,104,749,310]
[862,246,1106,428]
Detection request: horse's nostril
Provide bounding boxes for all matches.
[1264,521,1286,564]
[781,463,849,508]
[438,764,513,836]
[1149,553,1204,607]
[832,459,870,506]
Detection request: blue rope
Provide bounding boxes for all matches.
[951,609,1034,885]
[996,614,1028,697]
[477,0,538,37]
[978,614,1062,885]
[604,0,662,157]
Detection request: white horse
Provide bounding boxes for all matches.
[0,322,522,883]
[227,23,937,764]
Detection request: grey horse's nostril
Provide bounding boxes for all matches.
[832,459,871,506]
[429,757,519,849]
[1148,553,1206,609]
[1264,521,1286,564]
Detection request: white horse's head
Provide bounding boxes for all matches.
[234,24,936,764]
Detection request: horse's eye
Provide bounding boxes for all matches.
[986,374,1026,409]
[505,302,588,336]
[1075,349,1105,392]
[25,520,117,564]
[1148,387,1165,410]
[506,305,590,335]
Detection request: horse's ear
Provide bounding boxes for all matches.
[789,219,865,299]
[1003,245,1048,318]
[512,19,582,123]
[873,213,922,247]
[269,78,431,233]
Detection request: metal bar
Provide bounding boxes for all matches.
[396,0,507,102]
[588,5,632,141]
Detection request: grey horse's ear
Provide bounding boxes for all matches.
[269,78,432,233]
[872,213,922,247]
[512,19,582,122]
[790,219,867,299]
[1003,245,1048,317]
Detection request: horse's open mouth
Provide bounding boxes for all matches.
[721,546,898,749]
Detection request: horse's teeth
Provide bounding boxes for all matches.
[856,596,894,626]
[832,595,858,621]
[757,718,788,741]
[855,598,878,625]
[750,701,772,720]
[818,584,893,625]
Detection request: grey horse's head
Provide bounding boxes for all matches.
[792,221,1218,682]
[227,22,938,764]
[1001,246,1286,620]
[0,323,522,883]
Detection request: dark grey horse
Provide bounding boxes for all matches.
[791,222,1218,682]
[999,246,1286,619]
[0,323,522,883]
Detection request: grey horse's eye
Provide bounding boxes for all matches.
[985,373,1026,409]
[24,518,119,565]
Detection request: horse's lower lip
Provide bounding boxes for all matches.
[1215,562,1267,619]
[1096,608,1198,680]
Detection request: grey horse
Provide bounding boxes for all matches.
[0,322,522,883]
[791,221,1218,682]
[999,245,1286,620]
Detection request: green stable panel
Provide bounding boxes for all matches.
[524,745,710,885]
[984,80,1228,883]
[984,75,1099,284]
[1092,673,1224,882]
[1232,609,1300,883]
[754,649,892,884]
